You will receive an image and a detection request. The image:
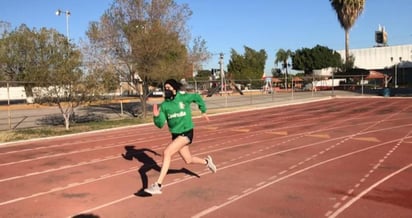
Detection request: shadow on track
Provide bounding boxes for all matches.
[121,145,199,197]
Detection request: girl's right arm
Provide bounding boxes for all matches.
[153,104,166,128]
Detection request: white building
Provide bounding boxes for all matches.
[337,44,412,88]
[337,44,412,70]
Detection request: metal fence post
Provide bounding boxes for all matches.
[7,82,11,130]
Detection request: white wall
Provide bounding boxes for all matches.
[0,87,27,101]
[338,44,412,70]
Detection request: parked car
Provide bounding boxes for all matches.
[150,90,164,97]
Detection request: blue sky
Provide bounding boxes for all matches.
[1,0,411,74]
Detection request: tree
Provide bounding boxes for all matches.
[275,49,292,89]
[188,36,212,75]
[0,20,11,39]
[330,0,365,64]
[271,68,282,78]
[194,69,212,80]
[0,24,89,130]
[84,0,203,117]
[292,45,342,73]
[0,24,36,89]
[227,46,267,82]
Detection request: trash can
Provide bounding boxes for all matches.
[383,88,390,97]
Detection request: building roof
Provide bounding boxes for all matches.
[366,70,387,79]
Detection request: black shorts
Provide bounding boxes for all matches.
[171,129,194,144]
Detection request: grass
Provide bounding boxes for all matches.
[0,106,242,144]
[0,117,152,143]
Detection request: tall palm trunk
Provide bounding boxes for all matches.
[345,29,350,62]
[330,0,365,70]
[284,60,288,90]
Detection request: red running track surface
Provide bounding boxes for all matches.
[0,98,411,218]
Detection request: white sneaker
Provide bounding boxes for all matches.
[205,155,217,173]
[144,183,162,195]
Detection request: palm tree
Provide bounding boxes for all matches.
[330,0,365,63]
[275,49,292,89]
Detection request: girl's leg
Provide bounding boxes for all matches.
[156,136,189,185]
[179,145,217,173]
[179,145,206,165]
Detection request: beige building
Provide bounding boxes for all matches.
[338,44,412,87]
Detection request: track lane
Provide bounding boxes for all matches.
[0,98,411,218]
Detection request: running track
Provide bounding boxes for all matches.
[0,97,411,218]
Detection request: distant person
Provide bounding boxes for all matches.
[144,79,217,195]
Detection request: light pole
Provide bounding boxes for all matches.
[55,9,71,40]
[219,53,224,95]
[390,56,402,88]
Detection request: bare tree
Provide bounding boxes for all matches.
[188,36,212,75]
[84,0,199,117]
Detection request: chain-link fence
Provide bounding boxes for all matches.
[1,77,411,131]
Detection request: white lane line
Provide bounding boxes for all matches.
[328,129,412,217]
[242,188,253,194]
[75,134,408,217]
[8,125,408,215]
[0,166,138,206]
[65,194,138,218]
[289,165,297,170]
[2,124,408,208]
[268,175,278,180]
[190,138,402,218]
[333,202,341,209]
[328,163,412,218]
[0,144,121,167]
[0,156,119,183]
[2,131,261,182]
[2,118,409,168]
[70,169,214,217]
[72,136,348,216]
[191,206,220,218]
[278,170,287,175]
[227,195,239,201]
[256,182,266,187]
[325,211,333,217]
[0,130,158,155]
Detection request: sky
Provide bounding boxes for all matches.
[1,0,411,75]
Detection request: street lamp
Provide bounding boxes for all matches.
[55,9,71,40]
[219,53,225,95]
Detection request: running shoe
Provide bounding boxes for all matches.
[205,155,217,173]
[144,183,162,195]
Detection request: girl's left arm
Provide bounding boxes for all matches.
[186,93,209,121]
[187,93,207,113]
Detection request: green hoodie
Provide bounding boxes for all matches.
[153,91,207,134]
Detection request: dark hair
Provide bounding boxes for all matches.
[164,79,182,91]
